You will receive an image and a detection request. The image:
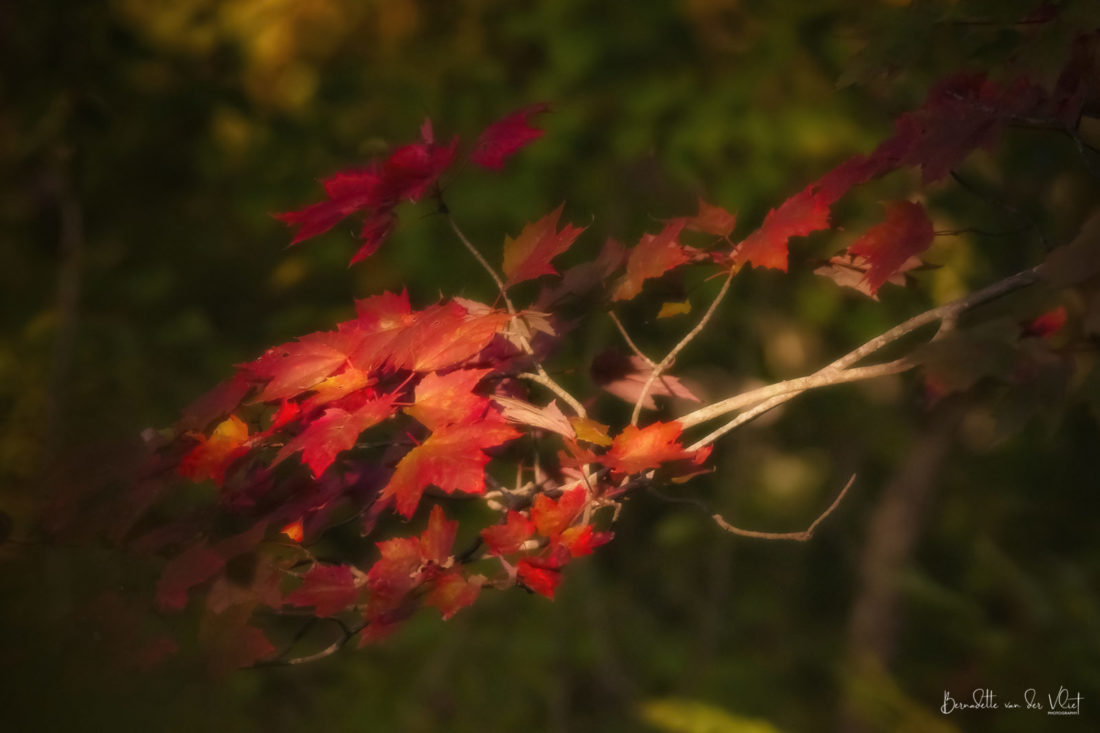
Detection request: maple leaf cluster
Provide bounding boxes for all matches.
[155,256,711,662]
[51,23,1100,670]
[135,98,728,661]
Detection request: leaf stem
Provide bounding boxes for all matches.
[710,474,856,540]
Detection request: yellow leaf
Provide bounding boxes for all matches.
[639,698,785,733]
[569,417,612,446]
[658,300,692,318]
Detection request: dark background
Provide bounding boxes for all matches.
[2,1,1098,731]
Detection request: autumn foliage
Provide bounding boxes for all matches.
[44,22,1100,671]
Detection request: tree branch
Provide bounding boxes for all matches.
[517,371,587,417]
[251,618,365,668]
[630,268,734,425]
[445,212,586,417]
[608,310,655,366]
[710,474,856,541]
[679,266,1040,436]
[685,360,913,451]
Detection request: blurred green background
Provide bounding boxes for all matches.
[2,1,1099,731]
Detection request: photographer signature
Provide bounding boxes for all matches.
[940,687,1083,716]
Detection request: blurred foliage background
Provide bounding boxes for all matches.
[2,0,1099,731]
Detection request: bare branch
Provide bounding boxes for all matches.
[679,266,1040,435]
[251,618,365,668]
[681,358,914,438]
[446,212,513,305]
[608,310,655,366]
[686,356,910,449]
[517,371,587,417]
[829,266,1037,370]
[710,474,856,541]
[630,268,735,425]
[446,212,586,418]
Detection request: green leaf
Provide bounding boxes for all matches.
[639,698,785,733]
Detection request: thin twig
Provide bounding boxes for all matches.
[950,171,1049,249]
[251,618,366,668]
[445,212,586,417]
[517,371,587,417]
[1066,128,1100,180]
[710,474,856,541]
[608,310,655,366]
[630,268,735,425]
[446,212,513,305]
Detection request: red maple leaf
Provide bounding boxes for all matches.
[245,330,356,404]
[280,519,305,543]
[386,302,512,372]
[687,198,738,237]
[419,504,458,566]
[531,485,587,538]
[847,200,935,294]
[555,524,613,558]
[284,564,360,617]
[502,204,586,287]
[274,133,456,262]
[892,74,1047,184]
[273,198,356,246]
[381,420,522,518]
[322,168,382,201]
[273,392,397,478]
[405,368,492,432]
[178,415,250,486]
[349,211,397,266]
[354,289,414,327]
[298,367,374,413]
[612,219,691,301]
[1022,306,1068,339]
[516,557,563,599]
[376,138,458,204]
[365,505,459,610]
[367,536,423,600]
[724,75,1044,275]
[481,510,536,555]
[470,103,550,170]
[267,399,301,432]
[426,571,482,620]
[605,420,695,475]
[733,186,831,272]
